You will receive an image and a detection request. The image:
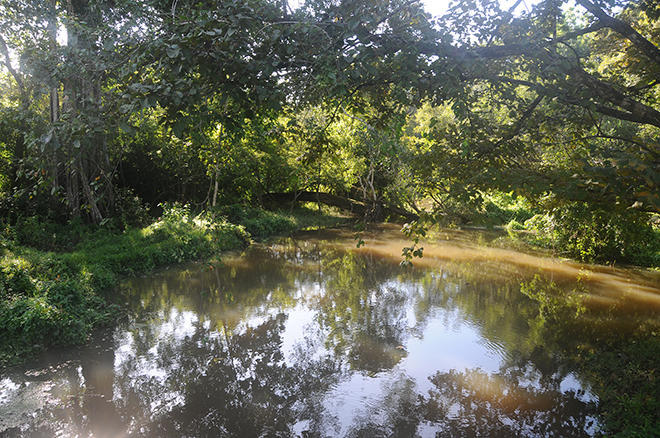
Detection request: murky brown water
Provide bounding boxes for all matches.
[1,225,659,437]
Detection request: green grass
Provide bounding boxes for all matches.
[213,203,351,238]
[0,204,349,366]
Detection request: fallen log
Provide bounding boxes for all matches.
[263,191,419,222]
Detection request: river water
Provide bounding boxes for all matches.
[1,225,658,437]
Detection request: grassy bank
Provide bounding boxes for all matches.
[0,204,349,366]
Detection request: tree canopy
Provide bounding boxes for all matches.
[0,0,658,262]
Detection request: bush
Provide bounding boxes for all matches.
[505,219,525,231]
[524,203,659,265]
[438,191,537,227]
[0,261,36,299]
[488,192,534,220]
[11,216,92,251]
[112,187,152,229]
[212,204,297,239]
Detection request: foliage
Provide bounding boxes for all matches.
[0,0,656,395]
[482,192,536,225]
[517,204,660,265]
[0,0,656,265]
[400,220,427,267]
[211,204,296,240]
[549,205,659,264]
[0,2,655,435]
[444,191,537,228]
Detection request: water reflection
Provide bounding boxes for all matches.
[1,227,658,436]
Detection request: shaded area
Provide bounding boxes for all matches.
[263,191,419,221]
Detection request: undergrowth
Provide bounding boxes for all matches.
[454,192,659,267]
[506,206,660,267]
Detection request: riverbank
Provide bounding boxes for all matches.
[426,192,659,268]
[0,205,351,366]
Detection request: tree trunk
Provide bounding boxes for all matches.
[263,191,419,221]
[212,165,219,208]
[59,0,110,223]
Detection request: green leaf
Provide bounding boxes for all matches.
[119,121,134,134]
[166,45,181,58]
[42,130,53,145]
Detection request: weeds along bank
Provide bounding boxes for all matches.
[0,205,348,366]
[439,192,660,268]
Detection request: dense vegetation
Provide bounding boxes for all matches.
[0,0,658,433]
[0,0,657,264]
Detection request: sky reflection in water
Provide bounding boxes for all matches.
[2,226,658,437]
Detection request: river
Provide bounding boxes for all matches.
[1,225,658,437]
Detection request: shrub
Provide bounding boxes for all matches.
[11,216,89,251]
[523,203,659,265]
[505,219,525,231]
[112,187,152,229]
[552,204,657,264]
[212,204,297,239]
[0,261,36,299]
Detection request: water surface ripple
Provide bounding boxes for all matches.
[2,225,658,437]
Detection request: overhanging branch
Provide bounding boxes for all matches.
[575,0,660,66]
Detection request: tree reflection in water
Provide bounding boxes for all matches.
[137,315,342,436]
[420,367,598,437]
[4,231,654,437]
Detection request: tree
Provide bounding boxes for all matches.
[419,0,659,212]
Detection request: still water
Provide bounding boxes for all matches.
[1,225,659,437]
